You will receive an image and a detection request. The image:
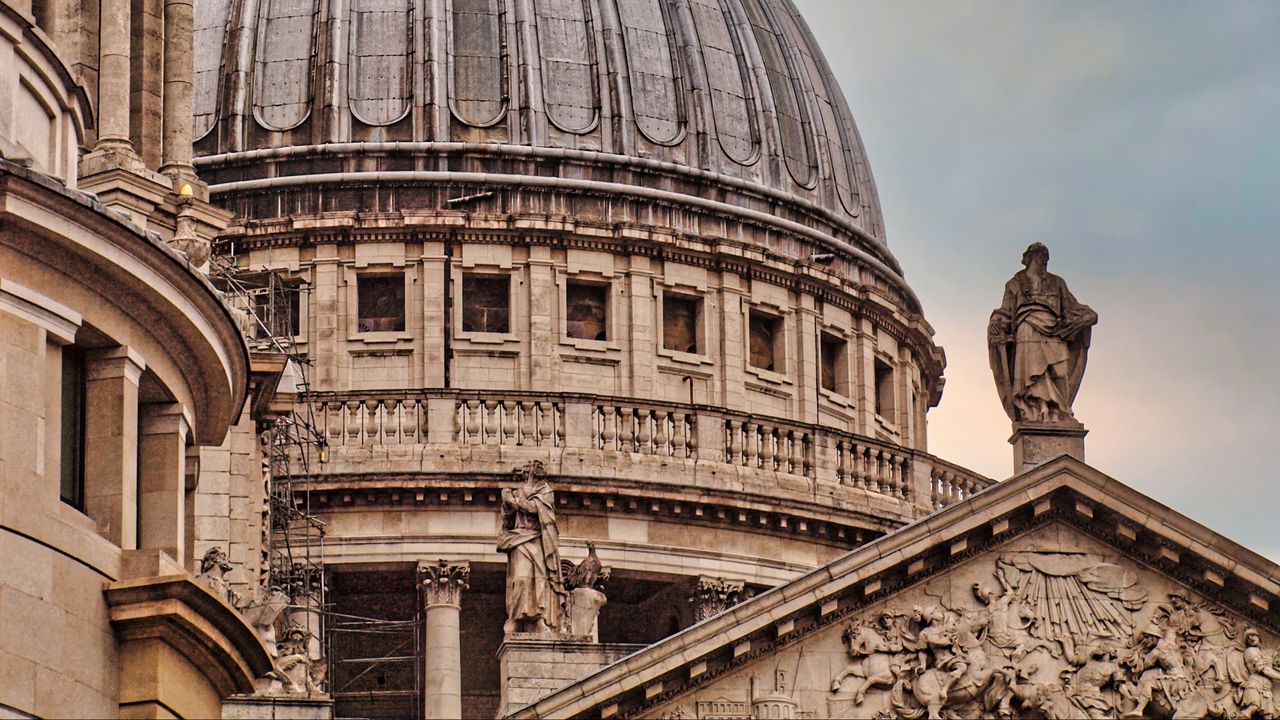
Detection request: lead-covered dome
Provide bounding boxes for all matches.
[193,0,902,274]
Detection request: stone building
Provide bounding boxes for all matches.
[1,0,1278,718]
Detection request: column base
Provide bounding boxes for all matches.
[1009,420,1087,474]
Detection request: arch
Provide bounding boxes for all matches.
[348,0,414,126]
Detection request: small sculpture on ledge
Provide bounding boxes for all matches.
[562,541,611,639]
[196,546,241,606]
[988,243,1097,425]
[499,460,568,636]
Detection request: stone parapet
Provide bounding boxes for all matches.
[301,389,994,522]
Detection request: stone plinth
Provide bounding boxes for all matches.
[222,695,334,719]
[498,637,646,717]
[1010,421,1087,474]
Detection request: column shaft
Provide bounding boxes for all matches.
[161,0,194,179]
[96,0,133,148]
[418,560,470,720]
[424,605,462,719]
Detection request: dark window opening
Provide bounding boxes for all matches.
[748,311,783,372]
[565,281,608,341]
[253,283,302,338]
[358,274,406,333]
[662,294,700,354]
[462,274,510,333]
[820,333,846,394]
[60,348,86,509]
[875,359,895,419]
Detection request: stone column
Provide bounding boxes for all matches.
[138,403,189,565]
[83,347,144,548]
[689,576,751,623]
[160,0,195,182]
[418,560,470,720]
[95,0,134,152]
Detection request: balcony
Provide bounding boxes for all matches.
[292,391,994,534]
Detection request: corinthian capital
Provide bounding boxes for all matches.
[690,576,751,622]
[418,560,471,607]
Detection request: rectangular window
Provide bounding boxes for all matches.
[565,281,608,341]
[748,311,783,372]
[357,274,406,333]
[253,283,302,338]
[875,359,896,419]
[462,274,510,333]
[60,348,85,508]
[662,294,700,354]
[820,333,847,394]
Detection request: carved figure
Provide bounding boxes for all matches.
[832,612,905,701]
[1230,629,1280,718]
[822,555,1280,719]
[563,541,604,591]
[196,546,240,606]
[498,460,566,635]
[988,243,1097,424]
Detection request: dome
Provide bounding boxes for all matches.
[192,0,906,283]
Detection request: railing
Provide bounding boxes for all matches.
[303,390,995,516]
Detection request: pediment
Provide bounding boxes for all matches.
[511,456,1280,719]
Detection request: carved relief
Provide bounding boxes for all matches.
[818,553,1278,719]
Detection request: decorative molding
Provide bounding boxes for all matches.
[418,559,470,607]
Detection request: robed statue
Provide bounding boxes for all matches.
[988,243,1097,424]
[498,460,567,635]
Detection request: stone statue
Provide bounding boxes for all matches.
[196,546,241,606]
[988,243,1097,424]
[498,460,566,635]
[562,541,610,640]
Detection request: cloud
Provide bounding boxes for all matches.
[794,0,1280,556]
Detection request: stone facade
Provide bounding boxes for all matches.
[2,0,1273,717]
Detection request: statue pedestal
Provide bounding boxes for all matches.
[1010,421,1087,474]
[498,636,645,717]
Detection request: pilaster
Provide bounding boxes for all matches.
[83,346,144,548]
[138,402,190,565]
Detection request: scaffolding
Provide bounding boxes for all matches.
[210,256,331,695]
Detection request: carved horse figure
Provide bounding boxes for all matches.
[831,613,905,702]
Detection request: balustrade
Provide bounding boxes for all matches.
[302,390,994,512]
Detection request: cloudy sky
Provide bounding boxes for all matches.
[793,1,1280,557]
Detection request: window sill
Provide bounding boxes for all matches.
[657,346,714,366]
[349,331,413,344]
[561,336,620,352]
[820,388,854,409]
[456,330,519,345]
[746,365,792,387]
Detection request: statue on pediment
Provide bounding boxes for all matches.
[498,460,567,635]
[988,243,1097,424]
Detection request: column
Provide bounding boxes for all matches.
[161,0,195,182]
[419,559,470,720]
[83,346,144,548]
[138,403,189,565]
[95,0,134,152]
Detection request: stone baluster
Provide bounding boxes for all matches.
[501,401,517,445]
[327,401,342,447]
[464,400,481,443]
[519,402,535,446]
[555,404,565,447]
[744,422,758,467]
[419,560,470,720]
[891,454,905,498]
[726,420,740,464]
[672,412,688,457]
[852,443,867,489]
[483,400,499,445]
[346,401,361,446]
[540,403,554,447]
[686,413,699,459]
[792,432,806,477]
[760,426,775,470]
[836,441,849,484]
[637,409,653,454]
[654,410,669,456]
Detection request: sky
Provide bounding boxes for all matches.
[792,1,1280,558]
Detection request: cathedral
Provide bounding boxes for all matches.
[1,0,1277,718]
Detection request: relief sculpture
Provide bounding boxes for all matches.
[822,553,1280,719]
